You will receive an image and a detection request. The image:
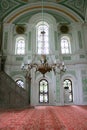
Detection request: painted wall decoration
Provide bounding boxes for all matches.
[0,0,86,21]
[82,77,87,102]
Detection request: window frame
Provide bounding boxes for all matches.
[63,79,73,102]
[39,79,49,103]
[36,21,49,55]
[16,79,24,88]
[60,35,71,54]
[15,35,25,55]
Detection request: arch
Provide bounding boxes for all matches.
[61,73,76,89]
[39,79,49,103]
[12,74,26,88]
[28,12,56,25]
[28,12,57,54]
[36,21,49,54]
[63,79,73,102]
[16,79,24,88]
[30,74,52,105]
[60,35,71,54]
[15,36,25,55]
[61,73,77,104]
[35,74,51,84]
[3,3,83,23]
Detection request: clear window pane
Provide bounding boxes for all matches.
[61,36,71,54]
[15,37,25,55]
[37,22,49,55]
[16,79,24,88]
[39,79,49,103]
[40,94,43,102]
[44,85,47,93]
[63,79,73,102]
[40,85,44,92]
[44,94,48,102]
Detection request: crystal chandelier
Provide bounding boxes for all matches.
[21,0,66,77]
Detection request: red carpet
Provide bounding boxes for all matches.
[0,105,87,130]
[53,105,87,130]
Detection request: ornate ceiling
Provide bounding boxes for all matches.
[0,0,87,22]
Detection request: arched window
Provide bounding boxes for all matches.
[16,79,24,88]
[39,79,49,103]
[15,36,25,55]
[36,21,49,54]
[63,79,73,102]
[61,36,71,54]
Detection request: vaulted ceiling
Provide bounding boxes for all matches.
[0,0,87,23]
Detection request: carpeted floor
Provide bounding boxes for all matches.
[0,105,87,130]
[52,105,87,130]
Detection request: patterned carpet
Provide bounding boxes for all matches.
[0,105,87,130]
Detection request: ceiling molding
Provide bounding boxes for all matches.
[3,3,84,23]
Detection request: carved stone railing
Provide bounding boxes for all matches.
[0,71,28,108]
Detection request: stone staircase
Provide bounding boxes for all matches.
[0,71,29,108]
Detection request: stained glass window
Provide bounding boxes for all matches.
[36,22,49,54]
[61,36,71,54]
[15,36,25,55]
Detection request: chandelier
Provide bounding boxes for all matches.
[21,0,66,77]
[21,54,66,77]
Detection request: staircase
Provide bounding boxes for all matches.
[0,71,29,108]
